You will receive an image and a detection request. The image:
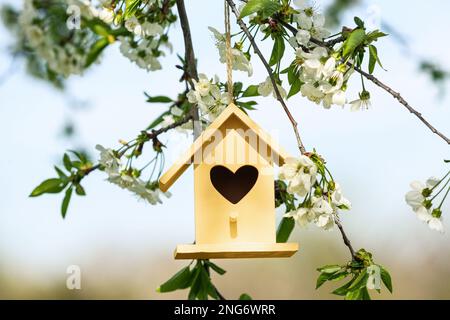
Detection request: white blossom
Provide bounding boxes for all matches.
[284,207,315,228]
[194,74,212,97]
[98,8,114,24]
[405,180,433,211]
[25,25,44,47]
[405,177,445,233]
[332,90,347,106]
[295,29,311,46]
[257,77,287,99]
[125,16,143,36]
[96,144,121,175]
[331,183,352,210]
[130,180,171,205]
[295,11,313,30]
[118,37,162,71]
[208,27,253,76]
[302,196,334,230]
[187,74,230,121]
[279,156,317,197]
[428,217,445,233]
[350,95,371,112]
[96,144,168,205]
[142,22,164,36]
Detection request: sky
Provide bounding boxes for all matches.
[0,0,449,299]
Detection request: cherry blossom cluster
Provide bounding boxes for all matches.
[279,154,351,231]
[96,144,170,205]
[405,171,449,233]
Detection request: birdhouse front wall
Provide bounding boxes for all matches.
[193,129,276,245]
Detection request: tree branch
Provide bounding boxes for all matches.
[176,0,201,139]
[146,114,193,139]
[83,114,194,176]
[278,19,450,145]
[334,216,356,260]
[352,65,450,145]
[226,0,307,155]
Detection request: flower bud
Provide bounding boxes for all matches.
[432,208,442,218]
[422,188,432,197]
[422,199,433,209]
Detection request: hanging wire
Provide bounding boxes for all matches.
[224,0,234,103]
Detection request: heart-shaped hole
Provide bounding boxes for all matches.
[210,165,259,204]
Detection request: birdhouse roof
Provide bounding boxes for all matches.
[159,103,290,192]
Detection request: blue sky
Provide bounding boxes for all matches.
[0,0,449,298]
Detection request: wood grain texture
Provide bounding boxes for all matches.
[174,243,299,259]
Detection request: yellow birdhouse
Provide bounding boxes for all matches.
[159,103,299,259]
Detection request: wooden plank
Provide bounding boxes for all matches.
[174,242,299,259]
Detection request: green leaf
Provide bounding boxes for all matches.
[198,267,211,300]
[233,82,243,96]
[30,178,66,197]
[239,293,252,300]
[361,287,371,300]
[343,29,366,57]
[205,261,226,275]
[269,36,285,66]
[276,217,295,243]
[348,269,368,292]
[206,281,219,300]
[329,271,349,282]
[345,288,363,300]
[61,187,73,219]
[332,279,354,296]
[316,272,333,289]
[317,265,342,274]
[90,23,111,38]
[146,111,171,130]
[237,101,258,110]
[366,30,388,43]
[85,37,109,68]
[287,77,302,98]
[379,265,393,293]
[54,166,68,181]
[158,266,192,293]
[68,150,88,163]
[445,160,450,163]
[145,94,173,103]
[242,85,260,97]
[188,264,202,300]
[368,45,384,74]
[75,184,86,196]
[368,45,377,74]
[287,64,299,84]
[63,153,72,171]
[239,0,281,19]
[354,16,365,28]
[124,0,141,19]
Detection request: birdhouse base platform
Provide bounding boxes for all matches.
[174,243,299,259]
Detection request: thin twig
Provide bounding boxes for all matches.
[270,15,359,260]
[352,65,450,145]
[147,114,194,138]
[279,19,450,145]
[334,216,356,260]
[176,0,201,139]
[226,0,307,155]
[83,115,194,176]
